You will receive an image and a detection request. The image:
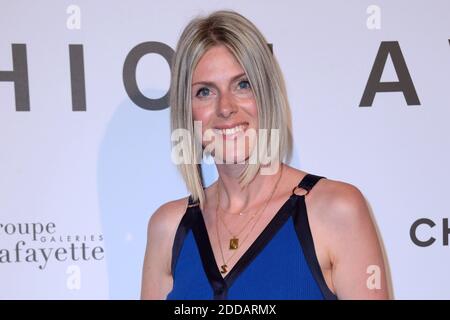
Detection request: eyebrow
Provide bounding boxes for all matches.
[192,72,247,86]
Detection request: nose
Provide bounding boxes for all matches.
[216,91,238,118]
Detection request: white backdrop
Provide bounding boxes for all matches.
[1,0,449,299]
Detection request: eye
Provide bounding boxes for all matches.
[196,87,211,97]
[238,80,251,90]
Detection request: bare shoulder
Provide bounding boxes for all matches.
[282,165,368,224]
[306,177,370,226]
[145,196,190,265]
[307,177,389,299]
[141,196,189,300]
[273,166,388,298]
[148,196,190,236]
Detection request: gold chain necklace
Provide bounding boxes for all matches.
[217,202,257,250]
[215,165,284,274]
[218,202,250,216]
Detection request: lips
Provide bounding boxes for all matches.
[212,122,249,137]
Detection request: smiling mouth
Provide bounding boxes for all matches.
[212,123,249,137]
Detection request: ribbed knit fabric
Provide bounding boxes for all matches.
[167,174,337,300]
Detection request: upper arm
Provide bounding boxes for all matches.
[140,198,187,300]
[324,183,390,299]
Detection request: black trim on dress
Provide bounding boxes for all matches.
[169,174,338,300]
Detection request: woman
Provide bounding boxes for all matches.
[141,10,389,300]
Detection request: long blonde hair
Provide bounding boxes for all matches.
[170,10,293,208]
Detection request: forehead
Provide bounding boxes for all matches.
[192,45,245,81]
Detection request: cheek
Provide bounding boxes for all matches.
[249,102,258,118]
[241,99,259,124]
[191,105,215,139]
[192,104,210,122]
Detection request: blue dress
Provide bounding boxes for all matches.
[167,174,337,300]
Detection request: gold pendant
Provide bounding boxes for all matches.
[220,264,228,273]
[229,237,239,250]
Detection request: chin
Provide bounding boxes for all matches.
[201,125,258,164]
[213,142,256,165]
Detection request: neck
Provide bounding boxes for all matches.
[215,162,283,213]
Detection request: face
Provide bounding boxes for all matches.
[191,45,258,164]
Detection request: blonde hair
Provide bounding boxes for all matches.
[170,10,293,208]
